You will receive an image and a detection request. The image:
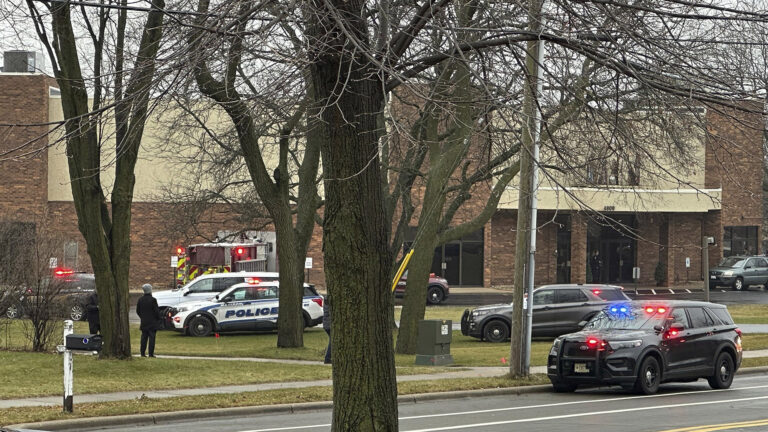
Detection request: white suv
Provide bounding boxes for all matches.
[153,272,279,315]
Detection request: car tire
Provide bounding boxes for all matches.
[634,356,661,395]
[188,315,213,337]
[426,286,445,305]
[708,352,735,390]
[5,304,22,319]
[551,381,577,393]
[303,312,312,329]
[483,319,509,343]
[69,304,85,321]
[733,277,744,291]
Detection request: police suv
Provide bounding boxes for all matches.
[169,282,324,337]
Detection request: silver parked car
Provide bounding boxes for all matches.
[461,284,631,342]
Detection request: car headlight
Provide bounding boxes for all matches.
[722,270,734,277]
[549,338,562,356]
[606,340,643,350]
[471,309,490,319]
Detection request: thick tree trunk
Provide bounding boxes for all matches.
[307,0,398,428]
[273,211,304,347]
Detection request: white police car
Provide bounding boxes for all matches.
[169,282,324,337]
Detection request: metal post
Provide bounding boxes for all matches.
[524,20,546,375]
[703,237,710,303]
[63,319,73,412]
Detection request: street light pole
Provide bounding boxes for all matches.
[523,21,546,375]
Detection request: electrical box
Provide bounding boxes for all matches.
[415,320,453,366]
[65,334,102,351]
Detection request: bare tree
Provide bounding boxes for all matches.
[23,0,167,358]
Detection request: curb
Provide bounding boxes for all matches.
[9,367,768,431]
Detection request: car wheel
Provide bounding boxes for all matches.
[5,304,22,319]
[303,312,312,329]
[634,356,661,395]
[426,286,445,305]
[551,381,577,393]
[69,304,85,321]
[483,319,509,343]
[188,316,213,337]
[708,352,735,390]
[733,277,744,291]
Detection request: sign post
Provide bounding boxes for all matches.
[62,320,73,413]
[305,257,313,284]
[632,267,640,294]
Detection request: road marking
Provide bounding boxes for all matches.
[403,395,768,432]
[669,289,675,294]
[686,289,692,293]
[237,383,768,432]
[652,289,657,294]
[658,418,768,432]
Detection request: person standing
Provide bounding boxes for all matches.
[86,291,100,335]
[136,283,161,358]
[590,250,602,283]
[322,294,331,364]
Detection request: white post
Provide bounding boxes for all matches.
[63,319,73,412]
[524,18,546,375]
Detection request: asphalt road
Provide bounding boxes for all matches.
[83,373,768,432]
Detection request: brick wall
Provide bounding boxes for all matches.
[635,213,660,285]
[570,213,588,284]
[705,105,763,229]
[0,74,51,221]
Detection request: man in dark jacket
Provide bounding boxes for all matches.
[322,294,331,364]
[86,292,100,334]
[136,283,161,357]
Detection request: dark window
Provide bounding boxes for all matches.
[556,289,588,303]
[747,258,762,268]
[213,277,241,292]
[593,288,629,301]
[304,285,319,297]
[533,289,555,305]
[687,307,714,328]
[668,308,690,329]
[709,308,734,325]
[756,258,768,268]
[723,226,758,257]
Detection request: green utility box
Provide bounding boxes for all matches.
[414,319,454,366]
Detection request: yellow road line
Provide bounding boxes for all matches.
[659,418,768,432]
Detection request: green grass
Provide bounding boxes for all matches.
[0,375,551,426]
[726,304,768,324]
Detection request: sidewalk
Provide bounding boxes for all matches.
[4,348,768,410]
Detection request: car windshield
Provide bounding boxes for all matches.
[583,308,667,330]
[719,257,746,268]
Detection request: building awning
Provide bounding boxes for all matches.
[499,186,722,213]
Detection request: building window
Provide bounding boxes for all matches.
[63,241,79,268]
[723,226,758,257]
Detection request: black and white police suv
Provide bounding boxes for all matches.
[547,300,742,395]
[169,282,324,337]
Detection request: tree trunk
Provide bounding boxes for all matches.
[307,0,398,428]
[273,211,304,347]
[395,237,436,354]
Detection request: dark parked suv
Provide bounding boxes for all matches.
[547,300,742,394]
[461,284,631,342]
[3,272,95,321]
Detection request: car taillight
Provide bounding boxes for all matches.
[735,328,742,337]
[311,298,323,307]
[173,316,180,323]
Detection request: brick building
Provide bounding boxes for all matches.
[1,68,764,290]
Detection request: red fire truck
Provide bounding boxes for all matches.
[174,240,269,288]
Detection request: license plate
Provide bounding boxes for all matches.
[710,275,716,279]
[574,362,588,373]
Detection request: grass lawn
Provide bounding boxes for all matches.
[0,375,551,426]
[725,304,768,324]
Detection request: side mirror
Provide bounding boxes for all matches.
[653,325,663,333]
[745,265,752,269]
[222,296,233,303]
[182,288,191,296]
[578,320,588,328]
